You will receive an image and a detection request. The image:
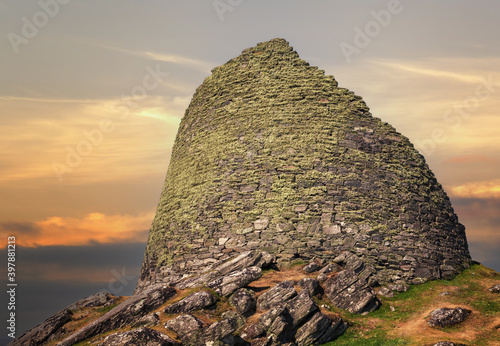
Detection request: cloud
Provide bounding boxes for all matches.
[0,211,153,248]
[99,45,214,73]
[444,155,499,164]
[449,179,500,199]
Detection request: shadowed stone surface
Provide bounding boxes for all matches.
[230,288,257,315]
[137,38,471,293]
[257,280,297,311]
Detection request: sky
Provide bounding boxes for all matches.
[0,0,499,339]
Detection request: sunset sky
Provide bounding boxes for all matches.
[1,0,499,338]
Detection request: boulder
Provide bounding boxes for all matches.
[99,327,180,345]
[241,324,266,340]
[427,307,471,328]
[131,313,160,328]
[165,314,204,343]
[488,284,500,293]
[285,291,318,327]
[298,278,321,296]
[257,280,297,311]
[295,312,347,346]
[324,269,380,314]
[230,288,257,315]
[207,266,262,296]
[303,261,321,273]
[164,290,217,314]
[387,283,410,292]
[57,285,176,346]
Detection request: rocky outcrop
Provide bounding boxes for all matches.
[427,307,472,328]
[10,308,72,346]
[324,267,380,314]
[207,266,263,296]
[257,281,297,311]
[99,327,180,346]
[67,291,116,310]
[57,285,176,346]
[230,288,257,315]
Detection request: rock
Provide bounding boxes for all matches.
[257,280,297,311]
[488,284,500,293]
[433,342,456,346]
[57,285,176,346]
[207,266,262,296]
[319,263,341,274]
[390,305,396,312]
[11,308,72,346]
[387,283,410,292]
[295,311,347,346]
[251,335,277,346]
[230,288,257,315]
[298,278,321,296]
[324,269,380,314]
[131,313,160,328]
[286,291,319,327]
[67,291,116,310]
[164,290,217,313]
[241,324,266,340]
[377,287,395,298]
[262,307,294,342]
[165,314,204,342]
[427,307,472,328]
[203,316,242,343]
[333,252,364,273]
[316,273,328,283]
[177,251,264,289]
[439,291,450,296]
[99,327,180,345]
[303,261,321,273]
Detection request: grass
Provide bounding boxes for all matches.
[322,264,500,346]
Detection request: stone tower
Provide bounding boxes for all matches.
[136,38,470,292]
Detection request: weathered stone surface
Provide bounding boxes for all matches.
[298,277,321,296]
[68,291,116,310]
[295,312,347,346]
[319,263,341,274]
[257,280,297,311]
[165,314,204,342]
[99,327,180,346]
[11,308,72,346]
[230,288,257,315]
[208,266,262,296]
[488,284,500,293]
[241,324,266,340]
[303,261,321,273]
[131,313,160,328]
[387,283,410,292]
[57,285,176,346]
[137,38,471,292]
[176,251,265,290]
[164,290,217,314]
[427,307,472,328]
[203,316,242,343]
[324,269,380,314]
[377,287,395,298]
[285,291,318,327]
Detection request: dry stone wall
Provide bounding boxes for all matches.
[137,38,471,292]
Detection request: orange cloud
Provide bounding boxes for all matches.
[449,179,500,198]
[0,211,154,248]
[445,154,499,164]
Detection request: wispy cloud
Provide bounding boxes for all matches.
[450,179,500,199]
[101,45,214,73]
[0,211,153,247]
